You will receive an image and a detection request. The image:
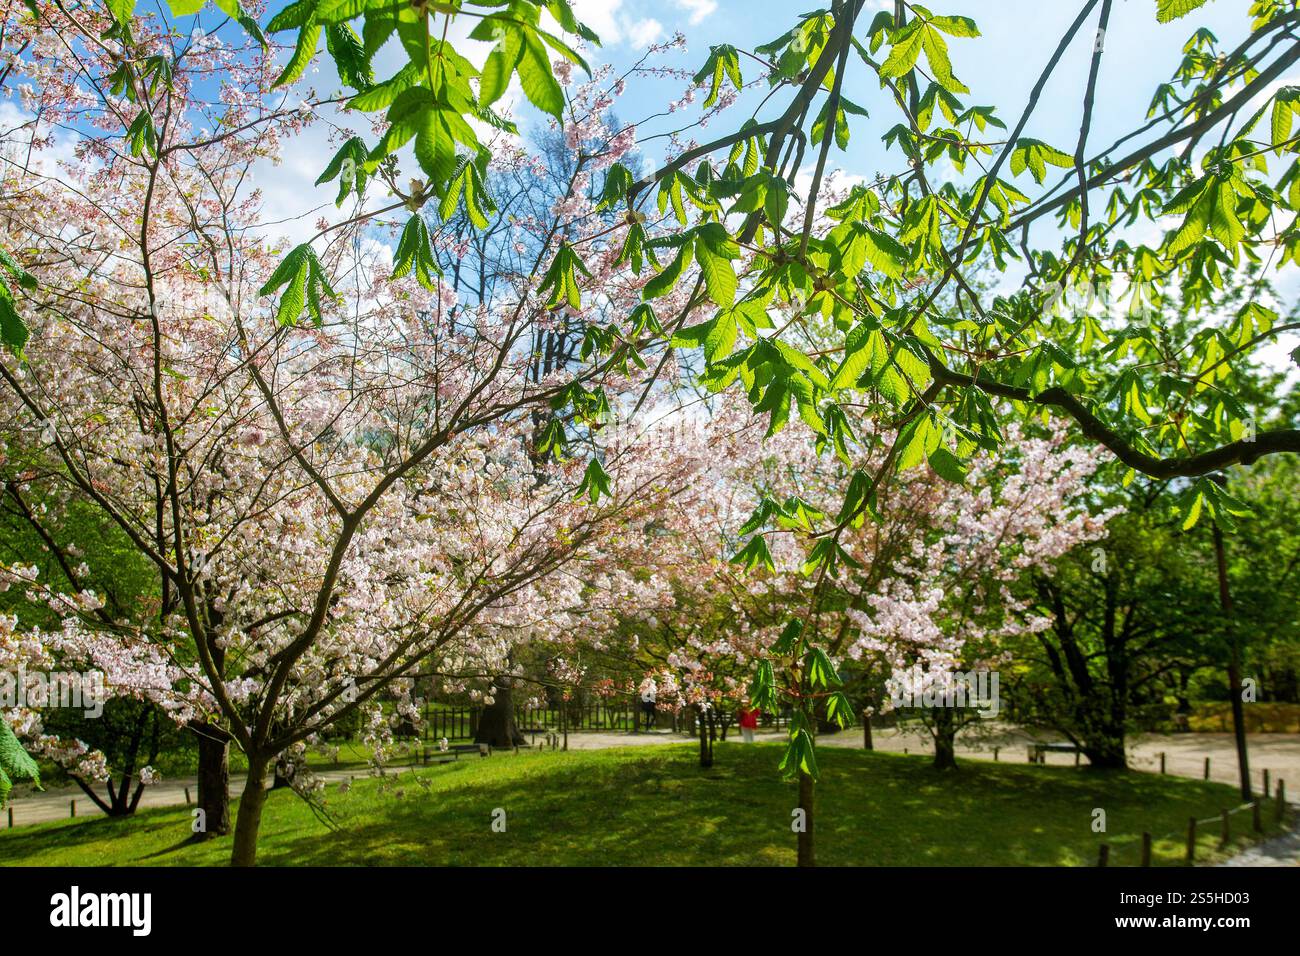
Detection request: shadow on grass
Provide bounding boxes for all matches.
[2,744,1274,867]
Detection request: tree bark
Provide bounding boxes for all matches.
[796,770,815,867]
[932,707,958,770]
[697,706,713,768]
[191,721,231,837]
[230,755,269,867]
[475,677,527,748]
[1214,519,1252,800]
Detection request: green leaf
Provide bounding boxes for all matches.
[537,242,591,311]
[1009,138,1073,185]
[771,618,804,655]
[0,296,30,356]
[695,239,737,306]
[804,647,840,689]
[315,136,370,206]
[480,31,522,108]
[731,535,775,573]
[108,0,135,24]
[643,238,693,300]
[779,728,819,779]
[517,31,565,120]
[575,457,613,504]
[880,22,924,79]
[259,243,336,325]
[275,22,321,88]
[391,215,443,290]
[928,446,967,483]
[748,660,779,713]
[895,415,935,471]
[824,691,854,728]
[0,722,40,808]
[1156,0,1209,23]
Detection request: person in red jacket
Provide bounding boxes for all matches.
[738,705,760,743]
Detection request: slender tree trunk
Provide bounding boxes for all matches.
[697,706,713,768]
[797,770,815,867]
[862,712,873,750]
[1214,520,1252,800]
[230,754,269,867]
[932,708,958,770]
[191,722,231,837]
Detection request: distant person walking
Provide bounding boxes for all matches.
[738,705,759,743]
[640,679,657,732]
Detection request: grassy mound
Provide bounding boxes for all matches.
[0,743,1279,866]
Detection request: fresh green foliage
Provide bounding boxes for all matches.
[0,245,37,355]
[0,722,40,808]
[258,243,338,326]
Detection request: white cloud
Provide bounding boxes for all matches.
[673,0,718,25]
[570,0,664,47]
[627,17,665,48]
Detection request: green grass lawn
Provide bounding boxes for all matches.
[0,743,1283,866]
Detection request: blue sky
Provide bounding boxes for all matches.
[233,0,1297,369]
[580,0,1259,179]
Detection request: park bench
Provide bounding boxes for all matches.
[422,742,491,765]
[1029,741,1083,765]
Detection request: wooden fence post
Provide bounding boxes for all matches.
[70,800,75,818]
[993,746,999,762]
[1220,808,1230,847]
[6,807,11,828]
[1140,832,1152,867]
[1277,780,1286,824]
[1097,843,1109,867]
[1204,756,1210,780]
[1160,752,1166,774]
[1185,817,1196,864]
[1253,799,1262,833]
[185,787,191,805]
[1263,769,1270,800]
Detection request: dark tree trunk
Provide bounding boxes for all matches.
[230,754,269,867]
[1214,519,1252,800]
[932,707,958,770]
[475,678,526,748]
[190,721,231,837]
[862,712,874,750]
[697,707,713,768]
[796,771,815,867]
[1082,722,1127,768]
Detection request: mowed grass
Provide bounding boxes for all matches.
[0,744,1281,867]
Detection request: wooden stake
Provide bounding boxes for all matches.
[1097,843,1109,867]
[1185,817,1196,865]
[1140,831,1152,867]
